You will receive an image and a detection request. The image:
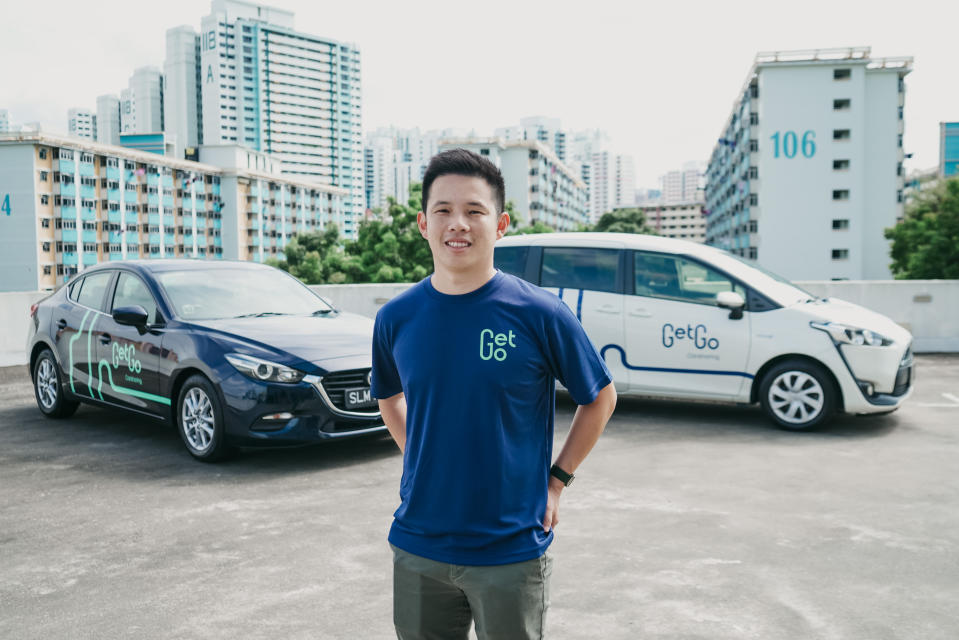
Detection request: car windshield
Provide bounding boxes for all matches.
[156,268,334,320]
[697,250,817,306]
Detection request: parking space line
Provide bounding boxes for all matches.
[917,392,959,408]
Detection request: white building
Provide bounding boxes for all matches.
[67,108,96,140]
[193,0,363,237]
[660,161,703,204]
[164,25,203,158]
[120,67,165,135]
[495,117,567,162]
[364,135,411,212]
[438,137,589,231]
[587,150,636,221]
[638,202,707,242]
[705,47,912,280]
[96,95,121,145]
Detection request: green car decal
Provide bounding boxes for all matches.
[66,311,172,407]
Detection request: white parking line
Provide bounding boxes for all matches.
[917,393,959,408]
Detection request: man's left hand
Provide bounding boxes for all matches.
[542,479,564,531]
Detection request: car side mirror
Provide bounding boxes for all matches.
[113,305,150,327]
[716,291,745,320]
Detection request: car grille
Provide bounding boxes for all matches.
[321,368,373,412]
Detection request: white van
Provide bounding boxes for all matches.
[494,232,914,430]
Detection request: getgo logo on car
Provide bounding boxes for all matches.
[662,323,719,350]
[480,328,517,362]
[112,342,143,373]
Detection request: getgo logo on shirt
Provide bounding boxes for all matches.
[480,329,517,362]
[662,323,719,350]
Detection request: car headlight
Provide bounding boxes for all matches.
[225,353,305,383]
[810,321,892,347]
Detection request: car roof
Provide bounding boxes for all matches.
[497,232,724,258]
[76,259,275,277]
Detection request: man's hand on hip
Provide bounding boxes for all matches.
[542,478,565,531]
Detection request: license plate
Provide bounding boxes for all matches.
[344,387,377,410]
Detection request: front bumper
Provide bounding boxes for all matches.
[835,342,915,413]
[218,369,386,446]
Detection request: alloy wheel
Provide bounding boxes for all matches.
[182,387,215,452]
[767,371,824,425]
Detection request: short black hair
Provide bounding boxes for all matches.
[421,149,506,214]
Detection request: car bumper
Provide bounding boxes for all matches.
[218,371,386,446]
[832,342,915,414]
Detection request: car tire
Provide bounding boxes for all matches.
[33,349,80,419]
[176,374,235,462]
[759,359,837,431]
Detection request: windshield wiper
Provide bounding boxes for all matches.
[232,311,291,319]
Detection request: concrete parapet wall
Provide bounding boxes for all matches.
[2,280,955,367]
[794,280,959,353]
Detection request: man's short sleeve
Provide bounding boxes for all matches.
[544,299,613,406]
[371,312,403,399]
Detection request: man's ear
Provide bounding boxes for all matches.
[496,212,510,239]
[417,211,429,239]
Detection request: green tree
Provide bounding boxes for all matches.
[885,178,959,279]
[590,208,657,234]
[507,220,556,236]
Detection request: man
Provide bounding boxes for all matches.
[371,149,617,639]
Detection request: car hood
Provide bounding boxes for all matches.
[793,297,912,345]
[190,311,375,370]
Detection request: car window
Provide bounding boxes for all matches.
[75,272,113,311]
[541,247,619,293]
[112,272,160,323]
[67,279,82,302]
[634,251,745,306]
[494,246,529,279]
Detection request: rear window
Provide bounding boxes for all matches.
[75,272,114,311]
[541,247,619,293]
[494,246,529,279]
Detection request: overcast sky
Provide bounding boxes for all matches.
[2,0,955,187]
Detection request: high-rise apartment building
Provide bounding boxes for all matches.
[67,108,97,140]
[364,135,411,212]
[438,138,589,230]
[660,162,704,204]
[587,150,635,220]
[0,131,347,291]
[96,95,121,145]
[495,117,568,163]
[939,122,959,178]
[638,202,707,242]
[705,47,911,280]
[190,0,363,237]
[120,67,165,135]
[164,26,203,158]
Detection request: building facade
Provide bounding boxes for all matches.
[192,0,363,237]
[637,202,707,242]
[660,162,703,204]
[0,132,346,292]
[437,138,589,231]
[67,109,97,141]
[705,47,912,280]
[164,25,204,159]
[939,122,959,178]
[96,95,121,146]
[120,67,165,135]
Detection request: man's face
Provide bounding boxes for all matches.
[418,174,510,276]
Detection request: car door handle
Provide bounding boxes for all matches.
[100,333,112,345]
[596,305,621,314]
[57,319,67,330]
[628,309,652,318]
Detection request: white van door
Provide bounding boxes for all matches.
[622,251,752,399]
[539,246,628,389]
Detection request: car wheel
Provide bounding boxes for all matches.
[33,349,79,418]
[759,359,837,431]
[176,374,235,462]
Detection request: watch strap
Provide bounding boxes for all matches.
[550,464,575,487]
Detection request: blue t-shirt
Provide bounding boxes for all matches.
[371,270,613,566]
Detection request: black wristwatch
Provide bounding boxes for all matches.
[550,464,575,487]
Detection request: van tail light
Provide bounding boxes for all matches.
[30,303,39,318]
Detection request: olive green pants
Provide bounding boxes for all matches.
[391,544,553,640]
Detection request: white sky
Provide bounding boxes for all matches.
[1,0,955,187]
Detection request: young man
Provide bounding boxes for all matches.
[371,149,617,640]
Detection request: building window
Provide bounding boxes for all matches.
[833,129,851,141]
[38,148,48,160]
[897,190,904,203]
[749,84,759,99]
[43,265,52,275]
[748,166,758,179]
[40,171,48,182]
[749,112,758,125]
[832,190,850,201]
[834,69,851,80]
[832,249,849,260]
[748,193,758,206]
[832,219,849,230]
[748,220,758,233]
[747,247,758,260]
[40,195,49,205]
[749,139,758,152]
[833,159,850,170]
[41,218,50,228]
[833,99,851,110]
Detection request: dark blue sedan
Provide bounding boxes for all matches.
[26,260,386,461]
